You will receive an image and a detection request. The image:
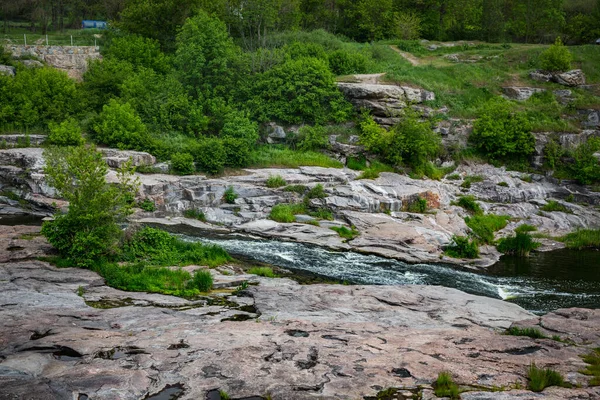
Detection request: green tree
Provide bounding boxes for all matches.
[103,34,172,74]
[92,99,149,150]
[41,145,138,266]
[539,37,572,71]
[48,118,85,146]
[82,58,135,111]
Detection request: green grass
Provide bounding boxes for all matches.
[248,267,277,278]
[446,173,461,180]
[562,229,600,250]
[465,214,510,244]
[461,175,484,188]
[541,200,570,213]
[405,196,428,213]
[223,187,238,204]
[497,232,541,257]
[580,348,600,386]
[306,184,327,199]
[356,161,395,180]
[505,326,547,339]
[137,198,156,212]
[515,224,537,234]
[283,184,308,195]
[269,203,306,223]
[183,208,206,222]
[266,175,287,188]
[249,146,343,169]
[445,235,479,259]
[527,363,567,392]
[453,195,483,215]
[433,372,460,399]
[330,226,359,240]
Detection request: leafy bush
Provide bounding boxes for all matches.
[284,42,328,62]
[183,209,206,221]
[570,138,600,185]
[306,184,327,199]
[82,58,134,111]
[453,195,483,215]
[543,138,564,170]
[539,37,572,72]
[248,57,352,124]
[92,99,148,150]
[497,232,540,257]
[330,226,359,240]
[189,269,213,292]
[223,187,238,204]
[221,111,259,167]
[562,229,600,249]
[445,235,479,259]
[193,137,226,174]
[104,34,171,74]
[406,196,427,213]
[328,49,368,75]
[47,118,85,146]
[465,214,510,244]
[505,326,547,339]
[433,372,460,399]
[269,203,306,223]
[138,198,156,212]
[170,152,195,175]
[248,267,277,278]
[266,175,287,188]
[470,99,535,162]
[297,125,329,151]
[541,200,570,213]
[528,363,566,392]
[41,146,138,266]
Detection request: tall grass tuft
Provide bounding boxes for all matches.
[562,229,600,250]
[527,363,566,392]
[433,372,460,399]
[497,232,540,257]
[465,214,510,244]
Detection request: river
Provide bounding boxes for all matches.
[185,234,600,314]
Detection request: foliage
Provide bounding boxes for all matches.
[445,235,479,259]
[406,196,428,213]
[327,49,368,76]
[266,175,287,188]
[470,99,535,162]
[193,137,227,174]
[580,348,600,386]
[190,269,213,292]
[570,138,600,185]
[183,209,206,222]
[248,146,343,169]
[247,57,352,124]
[223,187,238,204]
[137,198,156,212]
[460,175,485,189]
[528,363,566,392]
[47,118,85,146]
[269,203,306,223]
[539,37,572,72]
[515,224,537,234]
[465,214,510,244]
[296,125,329,151]
[505,326,547,339]
[103,34,171,74]
[541,200,570,213]
[92,99,148,150]
[41,145,138,266]
[433,372,460,399]
[248,267,277,278]
[453,195,483,215]
[562,229,600,249]
[497,232,541,257]
[543,138,564,170]
[81,59,135,111]
[170,152,195,175]
[330,226,359,240]
[306,184,327,199]
[221,111,259,167]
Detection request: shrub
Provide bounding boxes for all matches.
[47,119,85,146]
[465,214,510,245]
[92,99,148,150]
[104,34,171,74]
[193,137,226,174]
[528,363,566,392]
[170,153,195,175]
[461,175,484,189]
[221,111,259,167]
[266,175,287,188]
[445,236,479,259]
[306,184,327,200]
[330,226,359,240]
[284,42,328,61]
[433,372,460,399]
[138,198,156,212]
[544,139,564,170]
[82,58,135,111]
[505,326,547,339]
[406,196,427,213]
[497,232,540,257]
[248,267,277,278]
[453,195,483,215]
[269,203,306,223]
[570,138,600,185]
[470,99,535,162]
[539,37,572,72]
[41,146,138,266]
[183,209,206,221]
[297,125,329,151]
[188,269,213,292]
[562,229,600,249]
[328,49,368,75]
[541,200,570,213]
[223,187,238,204]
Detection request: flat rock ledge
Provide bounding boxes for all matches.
[0,227,599,400]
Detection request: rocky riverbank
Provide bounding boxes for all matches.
[1,224,599,400]
[1,147,600,269]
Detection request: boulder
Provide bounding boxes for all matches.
[502,86,545,101]
[264,122,288,144]
[553,69,586,87]
[100,149,156,168]
[0,65,16,77]
[529,70,552,82]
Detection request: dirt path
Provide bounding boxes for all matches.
[390,45,420,66]
[351,73,386,84]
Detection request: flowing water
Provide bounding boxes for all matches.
[185,234,600,314]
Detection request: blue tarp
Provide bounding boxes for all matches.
[81,20,107,29]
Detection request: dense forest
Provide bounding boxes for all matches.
[2,0,600,44]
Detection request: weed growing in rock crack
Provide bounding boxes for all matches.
[266,174,287,188]
[527,363,568,392]
[137,198,156,212]
[76,286,84,297]
[232,281,249,295]
[283,184,308,195]
[520,174,533,183]
[541,200,571,213]
[269,203,306,222]
[434,371,460,399]
[444,235,479,259]
[505,326,547,339]
[219,389,230,400]
[330,226,359,240]
[460,175,484,188]
[248,267,277,278]
[405,196,427,213]
[446,173,461,180]
[189,269,213,292]
[306,184,327,199]
[223,187,238,204]
[465,214,510,244]
[452,195,482,215]
[515,224,537,234]
[183,208,206,222]
[497,181,509,187]
[580,348,600,385]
